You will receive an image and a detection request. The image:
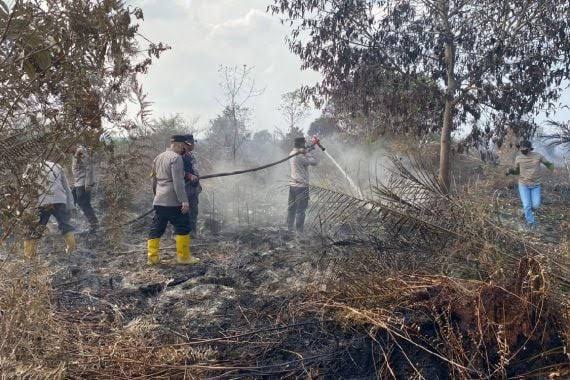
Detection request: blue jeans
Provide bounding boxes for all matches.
[518,184,541,225]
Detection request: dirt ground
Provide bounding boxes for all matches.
[1,167,569,378]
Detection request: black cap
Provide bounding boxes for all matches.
[520,140,533,150]
[184,134,195,144]
[171,135,186,143]
[294,137,306,148]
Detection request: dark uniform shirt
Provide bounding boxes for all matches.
[182,152,202,196]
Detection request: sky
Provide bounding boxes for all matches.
[130,0,569,136]
[129,0,322,135]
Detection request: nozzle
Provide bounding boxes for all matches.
[310,135,325,151]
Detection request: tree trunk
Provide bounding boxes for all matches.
[438,0,456,194]
[438,99,453,192]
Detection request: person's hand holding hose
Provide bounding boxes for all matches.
[310,135,325,151]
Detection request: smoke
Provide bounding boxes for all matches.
[532,137,569,168]
[194,133,396,233]
[195,138,294,230]
[309,135,393,197]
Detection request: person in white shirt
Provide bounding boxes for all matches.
[24,160,76,259]
[287,136,319,233]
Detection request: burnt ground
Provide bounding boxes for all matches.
[1,178,569,379]
[38,224,392,378]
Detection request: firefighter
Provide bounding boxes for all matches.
[506,140,554,228]
[287,136,319,233]
[182,134,202,238]
[147,135,199,265]
[68,144,99,232]
[23,159,76,259]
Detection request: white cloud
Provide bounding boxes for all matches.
[129,0,321,133]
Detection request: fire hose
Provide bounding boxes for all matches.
[200,150,302,180]
[100,138,326,231]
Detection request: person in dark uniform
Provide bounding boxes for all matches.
[182,134,202,238]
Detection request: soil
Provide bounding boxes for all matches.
[2,175,568,378]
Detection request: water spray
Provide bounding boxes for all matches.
[322,150,364,199]
[308,135,363,199]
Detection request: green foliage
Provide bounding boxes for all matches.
[270,0,570,123]
[308,116,341,138]
[207,107,251,157]
[0,0,167,239]
[270,0,570,188]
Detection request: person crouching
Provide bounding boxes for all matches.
[147,135,199,265]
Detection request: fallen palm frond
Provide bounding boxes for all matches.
[304,154,569,378]
[309,156,570,288]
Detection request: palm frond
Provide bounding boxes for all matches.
[308,155,570,288]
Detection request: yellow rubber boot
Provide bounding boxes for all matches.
[147,238,161,265]
[175,234,199,265]
[63,232,76,253]
[23,239,37,259]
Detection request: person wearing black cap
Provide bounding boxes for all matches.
[287,136,319,233]
[182,134,202,238]
[506,140,554,227]
[147,135,199,265]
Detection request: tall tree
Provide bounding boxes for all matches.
[270,0,570,191]
[0,0,167,139]
[308,115,341,138]
[216,64,263,160]
[0,0,167,237]
[207,107,251,158]
[278,89,310,132]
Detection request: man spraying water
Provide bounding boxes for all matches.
[287,136,321,234]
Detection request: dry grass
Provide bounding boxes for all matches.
[0,262,68,379]
[0,151,568,379]
[311,254,568,378]
[302,156,570,378]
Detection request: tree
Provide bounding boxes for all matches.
[278,90,310,132]
[216,64,263,160]
[0,0,167,139]
[0,0,166,238]
[308,115,341,138]
[270,0,570,191]
[328,69,444,139]
[207,107,251,158]
[149,115,201,146]
[542,121,570,150]
[252,129,273,144]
